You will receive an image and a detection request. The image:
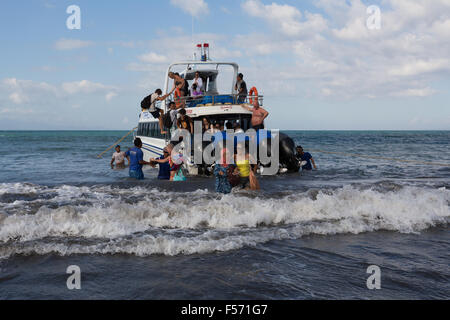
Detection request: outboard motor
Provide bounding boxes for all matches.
[278,133,300,172]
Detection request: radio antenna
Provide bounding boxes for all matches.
[191,16,195,60]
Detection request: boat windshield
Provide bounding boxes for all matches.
[161,61,263,109]
[168,63,236,96]
[191,114,253,132]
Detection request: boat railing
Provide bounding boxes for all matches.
[163,93,264,109]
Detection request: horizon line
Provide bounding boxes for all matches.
[1,129,449,132]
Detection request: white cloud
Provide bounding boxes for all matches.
[61,80,116,95]
[138,52,168,64]
[2,78,58,93]
[0,107,35,115]
[243,0,302,36]
[128,33,237,74]
[54,38,94,50]
[220,6,231,14]
[242,0,327,37]
[105,92,118,101]
[234,34,291,56]
[1,78,59,106]
[0,78,119,115]
[393,87,437,97]
[170,0,209,17]
[239,0,450,99]
[388,59,450,77]
[332,17,369,40]
[431,19,450,38]
[9,92,27,104]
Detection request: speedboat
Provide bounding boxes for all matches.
[134,44,299,175]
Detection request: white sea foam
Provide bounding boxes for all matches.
[0,183,43,195]
[0,184,448,259]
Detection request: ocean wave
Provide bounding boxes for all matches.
[0,183,448,259]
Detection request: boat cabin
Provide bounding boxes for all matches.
[138,60,263,142]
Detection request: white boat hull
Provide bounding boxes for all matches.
[136,135,166,161]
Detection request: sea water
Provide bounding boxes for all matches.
[0,130,448,299]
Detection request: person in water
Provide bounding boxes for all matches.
[214,149,232,194]
[296,146,317,171]
[111,145,128,169]
[150,147,171,180]
[151,144,185,181]
[125,138,152,180]
[234,145,258,190]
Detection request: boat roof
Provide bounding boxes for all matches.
[168,61,239,68]
[139,104,252,123]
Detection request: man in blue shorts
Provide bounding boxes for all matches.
[296,146,317,171]
[125,138,152,180]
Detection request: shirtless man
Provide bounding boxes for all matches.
[111,145,128,169]
[243,100,269,131]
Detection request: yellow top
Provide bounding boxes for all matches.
[236,159,251,178]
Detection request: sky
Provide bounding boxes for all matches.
[0,0,449,130]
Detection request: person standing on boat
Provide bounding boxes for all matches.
[233,122,244,134]
[243,100,269,131]
[176,109,194,134]
[169,72,189,96]
[141,89,173,112]
[141,88,174,135]
[192,71,203,93]
[125,138,152,180]
[111,145,128,169]
[202,117,211,133]
[235,73,248,104]
[296,146,317,171]
[166,101,180,135]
